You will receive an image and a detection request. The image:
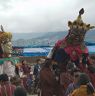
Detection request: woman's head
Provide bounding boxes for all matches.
[78,73,90,85]
[14,87,27,96]
[0,74,9,82]
[43,58,52,68]
[22,60,27,65]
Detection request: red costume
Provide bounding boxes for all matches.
[50,8,95,88]
[0,82,16,96]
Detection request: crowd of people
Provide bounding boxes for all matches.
[0,74,26,96]
[0,8,95,96]
[0,59,42,96]
[0,55,95,96]
[39,56,95,96]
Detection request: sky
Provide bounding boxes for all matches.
[0,0,95,33]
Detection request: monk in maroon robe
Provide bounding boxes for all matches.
[21,60,31,75]
[40,59,56,96]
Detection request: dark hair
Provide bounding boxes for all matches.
[21,60,26,64]
[0,74,8,82]
[43,58,52,68]
[78,73,90,85]
[36,59,40,62]
[21,60,24,64]
[14,87,27,96]
[78,73,95,95]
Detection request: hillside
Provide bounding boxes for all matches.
[12,30,95,47]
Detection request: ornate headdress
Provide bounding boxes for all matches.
[0,25,12,43]
[67,8,95,45]
[68,8,95,31]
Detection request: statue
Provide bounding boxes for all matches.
[0,25,12,58]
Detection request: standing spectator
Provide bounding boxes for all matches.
[33,59,41,93]
[40,59,55,96]
[33,59,41,79]
[21,60,31,75]
[0,74,16,96]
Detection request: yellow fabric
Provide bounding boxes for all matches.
[71,85,88,96]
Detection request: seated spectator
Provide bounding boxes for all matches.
[70,73,95,96]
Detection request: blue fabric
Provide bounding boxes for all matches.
[65,83,79,96]
[33,64,40,76]
[53,48,69,63]
[26,78,33,87]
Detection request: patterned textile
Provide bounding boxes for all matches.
[55,39,88,61]
[0,83,16,96]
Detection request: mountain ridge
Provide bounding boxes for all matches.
[12,30,95,46]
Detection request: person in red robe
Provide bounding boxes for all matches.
[0,74,16,96]
[40,59,56,96]
[21,60,31,75]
